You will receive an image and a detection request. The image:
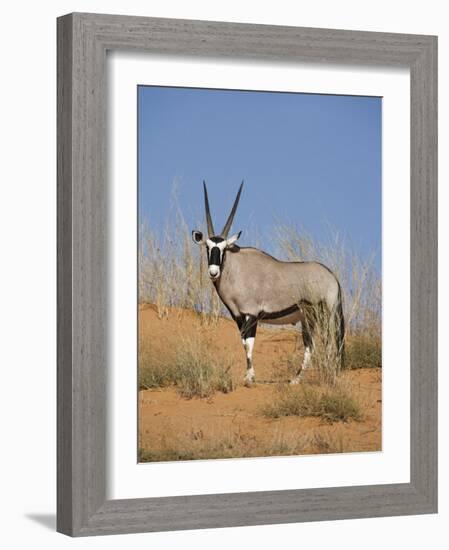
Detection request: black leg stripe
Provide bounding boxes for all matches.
[236,315,258,339]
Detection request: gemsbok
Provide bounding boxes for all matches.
[192,182,345,386]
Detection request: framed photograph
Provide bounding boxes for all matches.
[57,13,437,536]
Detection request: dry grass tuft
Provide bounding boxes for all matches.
[311,430,348,454]
[300,301,344,386]
[138,427,309,462]
[138,422,361,462]
[139,336,234,398]
[139,354,174,390]
[174,339,234,398]
[345,333,382,370]
[261,381,362,423]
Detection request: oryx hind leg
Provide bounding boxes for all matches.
[290,317,315,385]
[237,315,258,386]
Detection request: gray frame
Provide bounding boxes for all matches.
[57,12,437,537]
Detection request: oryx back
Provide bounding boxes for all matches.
[216,247,340,322]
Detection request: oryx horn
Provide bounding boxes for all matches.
[221,181,244,238]
[203,181,215,236]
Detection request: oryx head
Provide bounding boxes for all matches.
[192,181,243,281]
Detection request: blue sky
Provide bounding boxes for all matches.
[138,86,381,264]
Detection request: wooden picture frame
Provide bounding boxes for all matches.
[57,12,437,536]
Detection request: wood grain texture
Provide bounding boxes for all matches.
[410,37,438,508]
[57,12,438,536]
[57,13,74,536]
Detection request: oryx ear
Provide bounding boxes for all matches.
[226,231,242,248]
[192,230,205,245]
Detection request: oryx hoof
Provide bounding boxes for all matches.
[244,375,255,387]
[289,376,303,385]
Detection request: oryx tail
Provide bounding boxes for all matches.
[334,284,345,372]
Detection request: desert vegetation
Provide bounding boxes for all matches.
[138,189,381,462]
[138,428,311,462]
[140,334,234,398]
[261,379,362,423]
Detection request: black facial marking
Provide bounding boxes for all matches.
[210,236,225,244]
[209,246,221,266]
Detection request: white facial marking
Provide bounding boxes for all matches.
[206,239,227,251]
[208,265,220,278]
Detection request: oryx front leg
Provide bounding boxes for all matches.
[242,336,255,385]
[238,315,258,386]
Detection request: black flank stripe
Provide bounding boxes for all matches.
[260,304,299,320]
